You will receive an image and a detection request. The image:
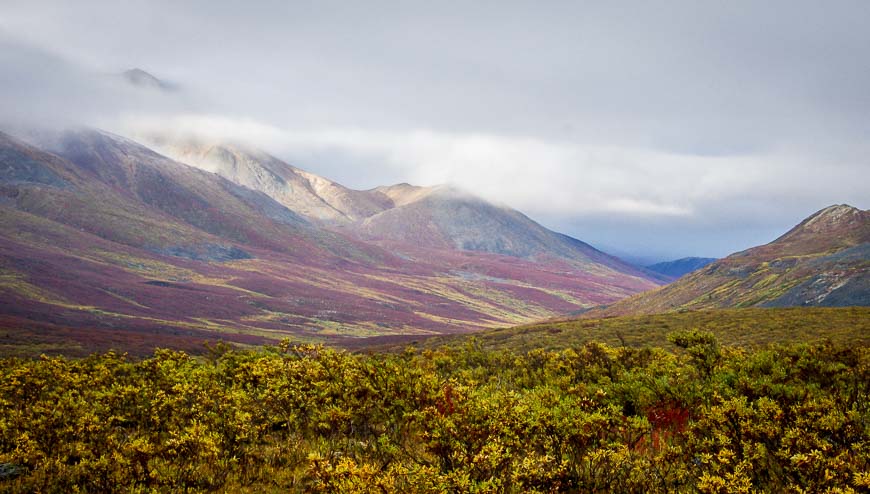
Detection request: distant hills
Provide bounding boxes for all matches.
[0,127,660,354]
[584,204,869,318]
[645,257,717,279]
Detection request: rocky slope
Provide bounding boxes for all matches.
[148,138,393,223]
[585,205,869,317]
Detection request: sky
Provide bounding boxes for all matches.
[1,1,868,263]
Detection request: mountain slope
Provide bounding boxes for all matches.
[586,205,869,317]
[646,257,717,279]
[30,129,395,263]
[0,129,662,354]
[148,136,655,283]
[147,138,392,223]
[146,136,660,294]
[348,185,653,279]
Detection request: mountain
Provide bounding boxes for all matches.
[149,136,655,284]
[0,128,661,354]
[147,138,392,223]
[585,205,869,317]
[121,68,176,91]
[347,185,652,277]
[646,257,717,279]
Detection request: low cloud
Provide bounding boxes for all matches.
[125,113,867,260]
[2,1,869,260]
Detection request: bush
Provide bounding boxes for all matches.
[0,336,867,492]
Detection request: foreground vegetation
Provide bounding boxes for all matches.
[1,326,869,492]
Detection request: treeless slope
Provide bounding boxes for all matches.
[350,185,655,277]
[147,138,393,223]
[584,205,869,318]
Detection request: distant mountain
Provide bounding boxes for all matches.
[646,257,717,279]
[121,68,176,91]
[347,185,650,277]
[585,205,869,317]
[0,128,661,354]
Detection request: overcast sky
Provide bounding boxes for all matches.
[1,1,868,262]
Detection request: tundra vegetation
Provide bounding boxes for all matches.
[0,323,868,492]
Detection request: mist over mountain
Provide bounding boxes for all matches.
[145,133,652,282]
[121,68,177,92]
[2,5,870,493]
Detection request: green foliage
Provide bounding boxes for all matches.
[668,329,721,379]
[0,334,868,492]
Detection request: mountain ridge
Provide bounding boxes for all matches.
[580,204,869,318]
[147,134,652,282]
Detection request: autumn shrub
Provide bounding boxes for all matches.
[0,334,867,492]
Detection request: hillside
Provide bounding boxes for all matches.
[583,205,869,317]
[0,129,661,355]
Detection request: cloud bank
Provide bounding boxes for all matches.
[1,0,868,260]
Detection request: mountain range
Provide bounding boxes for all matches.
[0,127,660,354]
[2,60,867,356]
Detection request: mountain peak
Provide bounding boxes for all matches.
[776,204,868,244]
[121,68,174,91]
[371,183,440,207]
[804,204,862,227]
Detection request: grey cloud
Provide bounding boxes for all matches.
[5,1,869,144]
[1,0,868,260]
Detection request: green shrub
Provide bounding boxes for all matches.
[0,334,867,492]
